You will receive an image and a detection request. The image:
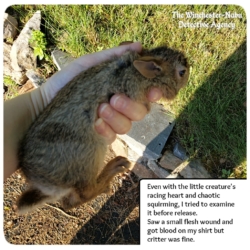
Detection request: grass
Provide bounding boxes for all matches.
[4,76,20,100]
[6,4,246,177]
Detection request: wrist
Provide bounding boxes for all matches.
[29,87,47,120]
[4,92,38,179]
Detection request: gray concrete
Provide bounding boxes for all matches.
[119,103,175,160]
[51,49,75,70]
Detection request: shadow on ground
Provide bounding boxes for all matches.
[70,182,140,244]
[175,40,246,177]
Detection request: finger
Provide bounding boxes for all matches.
[147,87,163,102]
[98,103,132,134]
[110,94,148,121]
[94,118,117,144]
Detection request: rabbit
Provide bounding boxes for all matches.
[17,43,190,214]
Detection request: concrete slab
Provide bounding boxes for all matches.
[119,103,175,160]
[51,49,75,70]
[160,151,211,178]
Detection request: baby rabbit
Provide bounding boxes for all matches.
[17,43,189,214]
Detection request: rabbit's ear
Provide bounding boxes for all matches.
[133,60,162,79]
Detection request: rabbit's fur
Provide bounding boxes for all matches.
[17,44,190,214]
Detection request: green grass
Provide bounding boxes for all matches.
[4,76,20,100]
[6,5,246,177]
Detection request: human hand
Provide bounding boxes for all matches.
[95,88,162,144]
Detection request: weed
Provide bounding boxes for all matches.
[29,30,48,60]
[221,169,231,178]
[4,76,19,100]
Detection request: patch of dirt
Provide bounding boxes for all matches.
[4,169,140,244]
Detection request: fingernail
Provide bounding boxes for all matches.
[95,118,116,143]
[99,103,113,119]
[112,95,127,110]
[95,118,103,127]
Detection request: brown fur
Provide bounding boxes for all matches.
[17,44,190,214]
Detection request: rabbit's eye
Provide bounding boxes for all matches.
[179,70,186,77]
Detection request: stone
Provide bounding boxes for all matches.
[3,43,12,76]
[26,69,46,88]
[3,13,18,40]
[51,49,75,70]
[10,11,41,72]
[147,160,171,178]
[131,162,158,179]
[3,43,27,84]
[159,151,211,178]
[159,150,183,171]
[168,160,190,176]
[18,80,35,94]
